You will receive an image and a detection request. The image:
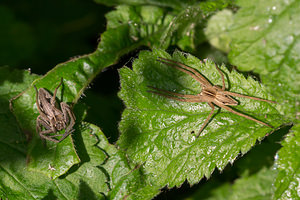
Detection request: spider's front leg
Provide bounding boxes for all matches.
[50,78,63,106]
[36,115,51,134]
[36,115,60,143]
[58,102,76,142]
[40,130,61,143]
[147,86,205,102]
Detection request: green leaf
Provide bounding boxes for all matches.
[0,66,38,158]
[105,5,174,49]
[10,56,94,179]
[230,167,276,200]
[52,122,159,200]
[0,67,158,198]
[159,1,232,51]
[0,114,159,199]
[230,168,276,200]
[205,9,233,53]
[62,123,160,200]
[33,123,110,200]
[118,49,284,188]
[188,168,276,200]
[0,67,50,199]
[274,124,300,200]
[106,165,160,200]
[228,0,300,120]
[160,5,207,51]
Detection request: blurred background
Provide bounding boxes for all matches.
[1,0,109,73]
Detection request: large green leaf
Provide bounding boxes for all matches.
[274,124,300,200]
[1,82,159,200]
[118,49,284,188]
[0,67,39,148]
[9,54,97,179]
[228,0,300,120]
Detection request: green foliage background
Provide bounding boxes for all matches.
[0,0,299,199]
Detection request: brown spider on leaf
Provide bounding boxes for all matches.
[148,57,276,137]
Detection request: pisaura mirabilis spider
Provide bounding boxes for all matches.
[34,78,76,143]
[148,57,276,137]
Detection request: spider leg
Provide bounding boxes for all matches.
[36,115,62,143]
[46,134,64,137]
[214,64,225,90]
[196,103,215,137]
[218,103,273,128]
[59,102,76,142]
[157,57,211,87]
[148,86,205,103]
[61,102,70,124]
[36,115,53,136]
[61,102,75,132]
[34,87,49,120]
[36,116,50,143]
[39,129,60,143]
[56,129,75,143]
[42,130,73,143]
[51,78,63,106]
[223,91,277,104]
[147,86,197,98]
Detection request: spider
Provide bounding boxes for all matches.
[34,78,76,143]
[148,57,276,137]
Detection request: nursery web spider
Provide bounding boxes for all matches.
[34,78,75,143]
[148,57,276,137]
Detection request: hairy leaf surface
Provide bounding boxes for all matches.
[118,49,284,187]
